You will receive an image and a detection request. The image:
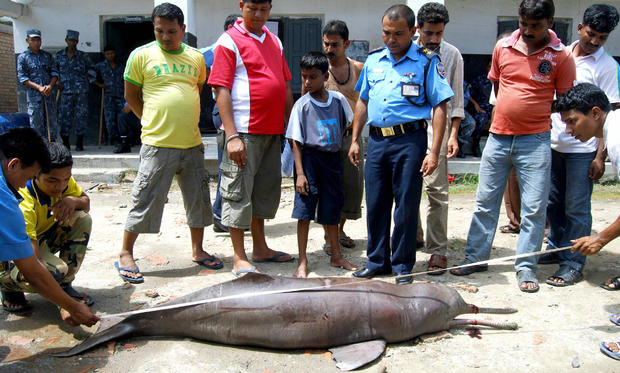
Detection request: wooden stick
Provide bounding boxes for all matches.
[98,87,104,148]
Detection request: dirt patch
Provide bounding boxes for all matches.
[0,183,618,372]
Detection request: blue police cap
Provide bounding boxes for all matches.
[26,29,41,38]
[66,29,79,40]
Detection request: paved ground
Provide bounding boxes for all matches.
[0,181,619,373]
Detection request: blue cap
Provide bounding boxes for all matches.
[26,29,41,38]
[66,29,79,40]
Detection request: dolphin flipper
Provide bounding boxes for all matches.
[49,320,135,357]
[329,339,387,371]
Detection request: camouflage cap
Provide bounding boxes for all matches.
[26,29,41,38]
[66,29,79,40]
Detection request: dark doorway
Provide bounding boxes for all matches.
[279,17,322,95]
[104,17,154,64]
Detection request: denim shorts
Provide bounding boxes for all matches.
[292,147,344,226]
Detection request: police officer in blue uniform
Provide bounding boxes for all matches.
[348,4,453,284]
[56,30,95,151]
[94,45,125,151]
[16,29,59,141]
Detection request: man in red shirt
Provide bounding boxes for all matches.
[451,0,576,293]
[208,0,295,276]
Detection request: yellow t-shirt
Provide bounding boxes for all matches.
[18,177,83,240]
[124,41,206,149]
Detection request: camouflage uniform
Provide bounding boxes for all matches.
[95,59,125,140]
[0,211,91,292]
[16,48,59,140]
[56,48,95,137]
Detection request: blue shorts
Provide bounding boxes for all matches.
[292,147,344,226]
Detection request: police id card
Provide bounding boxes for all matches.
[401,83,420,98]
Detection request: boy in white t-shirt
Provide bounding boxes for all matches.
[286,52,358,278]
[554,82,620,360]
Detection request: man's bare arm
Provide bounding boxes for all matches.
[421,101,448,176]
[347,98,368,167]
[215,86,246,167]
[124,81,143,118]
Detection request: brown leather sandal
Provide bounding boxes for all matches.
[427,254,447,275]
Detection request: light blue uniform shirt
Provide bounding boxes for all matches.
[0,168,33,261]
[200,42,217,69]
[356,43,454,128]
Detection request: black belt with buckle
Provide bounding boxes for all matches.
[369,120,427,137]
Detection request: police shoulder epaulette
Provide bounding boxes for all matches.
[368,46,385,55]
[420,47,439,60]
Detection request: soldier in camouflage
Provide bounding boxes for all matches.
[94,45,125,150]
[56,30,95,151]
[16,29,59,141]
[0,142,93,306]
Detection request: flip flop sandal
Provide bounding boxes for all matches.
[193,255,224,270]
[231,266,257,278]
[114,261,145,284]
[252,251,294,263]
[499,225,519,234]
[516,270,539,293]
[323,243,332,256]
[449,259,488,276]
[61,284,95,306]
[338,235,356,248]
[1,290,33,314]
[601,275,620,291]
[545,265,583,287]
[600,342,620,360]
[610,313,620,326]
[427,254,447,275]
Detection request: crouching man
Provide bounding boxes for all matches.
[2,142,93,311]
[0,128,97,326]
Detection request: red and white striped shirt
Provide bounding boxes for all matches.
[208,20,292,134]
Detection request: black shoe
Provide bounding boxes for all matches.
[450,259,488,276]
[113,142,131,154]
[213,219,228,233]
[75,135,84,151]
[61,136,71,150]
[353,266,391,279]
[395,274,413,285]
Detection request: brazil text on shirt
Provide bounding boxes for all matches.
[152,62,199,77]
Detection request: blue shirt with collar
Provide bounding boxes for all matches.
[0,167,33,261]
[356,42,454,128]
[16,48,59,103]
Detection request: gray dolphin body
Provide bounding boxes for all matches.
[53,273,517,370]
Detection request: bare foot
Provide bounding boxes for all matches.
[118,253,142,280]
[330,256,358,271]
[293,261,308,278]
[519,281,539,292]
[605,342,619,353]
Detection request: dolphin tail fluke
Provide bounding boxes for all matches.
[49,318,135,357]
[468,304,518,314]
[449,318,518,330]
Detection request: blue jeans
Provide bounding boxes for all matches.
[464,132,551,273]
[364,130,426,275]
[546,150,595,272]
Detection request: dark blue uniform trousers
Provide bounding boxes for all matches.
[364,129,426,275]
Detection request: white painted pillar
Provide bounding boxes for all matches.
[406,0,445,16]
[154,0,195,35]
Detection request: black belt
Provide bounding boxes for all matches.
[369,120,427,137]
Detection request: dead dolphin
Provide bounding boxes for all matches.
[52,273,517,370]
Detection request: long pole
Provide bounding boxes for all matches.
[98,87,104,148]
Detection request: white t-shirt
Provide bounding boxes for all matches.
[604,110,620,179]
[552,42,620,153]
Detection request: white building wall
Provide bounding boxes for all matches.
[11,0,395,53]
[444,0,620,55]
